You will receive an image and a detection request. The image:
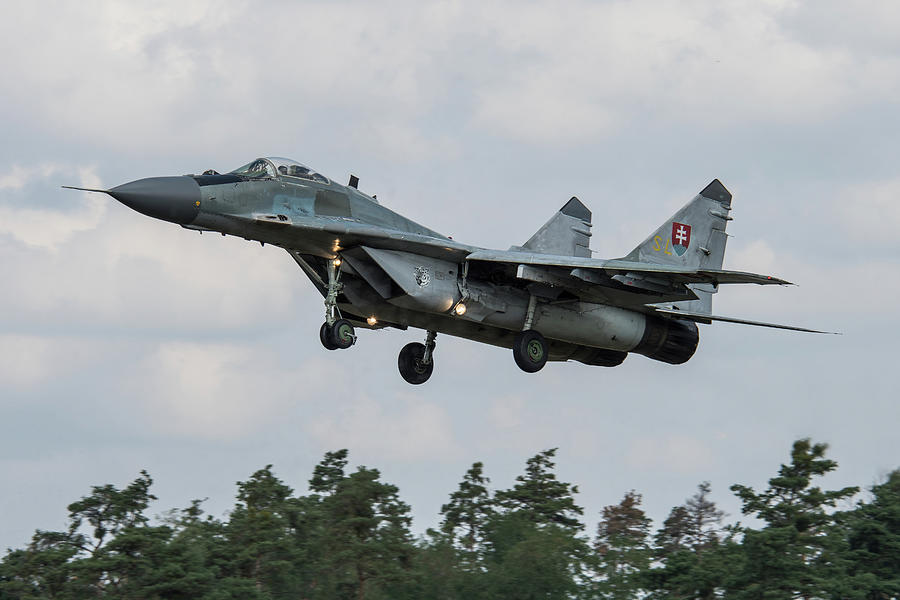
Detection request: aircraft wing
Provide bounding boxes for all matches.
[464,250,792,286]
[463,249,832,330]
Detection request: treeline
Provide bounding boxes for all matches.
[1,439,898,599]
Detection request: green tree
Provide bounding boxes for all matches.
[494,448,583,530]
[419,462,497,600]
[0,470,188,599]
[149,500,225,599]
[594,490,652,599]
[309,451,415,600]
[837,469,900,599]
[488,521,589,600]
[220,465,303,598]
[0,530,85,599]
[65,471,155,554]
[484,450,590,600]
[440,461,494,556]
[647,483,728,599]
[654,506,692,559]
[411,535,466,600]
[309,449,350,495]
[727,438,859,599]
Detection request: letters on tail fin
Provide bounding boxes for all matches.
[519,197,593,257]
[623,179,734,312]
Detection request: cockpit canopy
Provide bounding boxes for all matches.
[230,157,329,184]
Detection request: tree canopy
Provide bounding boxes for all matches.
[1,440,897,599]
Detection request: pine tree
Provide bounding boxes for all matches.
[839,469,900,598]
[683,482,725,551]
[223,465,302,598]
[440,462,494,555]
[485,449,590,599]
[648,483,728,599]
[594,490,652,599]
[654,506,692,558]
[309,449,350,495]
[0,471,190,599]
[494,448,583,530]
[727,438,859,599]
[310,453,415,600]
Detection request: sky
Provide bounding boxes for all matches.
[1,0,899,550]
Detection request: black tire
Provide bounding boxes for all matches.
[320,322,339,350]
[513,330,548,373]
[398,342,434,385]
[329,319,356,349]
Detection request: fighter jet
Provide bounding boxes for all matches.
[66,157,827,384]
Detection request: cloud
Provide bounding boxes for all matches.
[0,334,113,397]
[0,164,105,249]
[833,177,900,245]
[0,335,55,388]
[727,239,779,276]
[306,393,459,462]
[131,341,291,439]
[2,1,894,158]
[626,435,716,474]
[468,0,900,143]
[0,183,306,335]
[490,394,526,430]
[780,1,900,56]
[0,3,460,161]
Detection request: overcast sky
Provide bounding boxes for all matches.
[2,0,899,550]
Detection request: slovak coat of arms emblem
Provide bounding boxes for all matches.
[671,222,692,256]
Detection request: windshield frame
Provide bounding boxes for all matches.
[229,157,331,185]
[229,158,277,179]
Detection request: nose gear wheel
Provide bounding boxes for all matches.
[329,318,356,349]
[320,319,355,350]
[320,322,339,350]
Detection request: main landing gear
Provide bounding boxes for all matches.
[512,294,548,373]
[398,331,436,385]
[512,329,548,372]
[319,257,356,351]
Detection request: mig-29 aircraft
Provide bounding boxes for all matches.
[66,157,826,384]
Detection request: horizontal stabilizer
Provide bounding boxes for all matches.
[651,307,838,334]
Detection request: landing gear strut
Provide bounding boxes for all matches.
[513,295,548,373]
[398,331,436,384]
[319,257,356,350]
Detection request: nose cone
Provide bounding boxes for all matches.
[109,176,201,225]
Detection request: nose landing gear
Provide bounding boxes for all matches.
[398,331,436,384]
[319,256,356,351]
[320,318,356,350]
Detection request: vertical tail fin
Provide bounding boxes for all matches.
[519,197,592,258]
[622,180,733,312]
